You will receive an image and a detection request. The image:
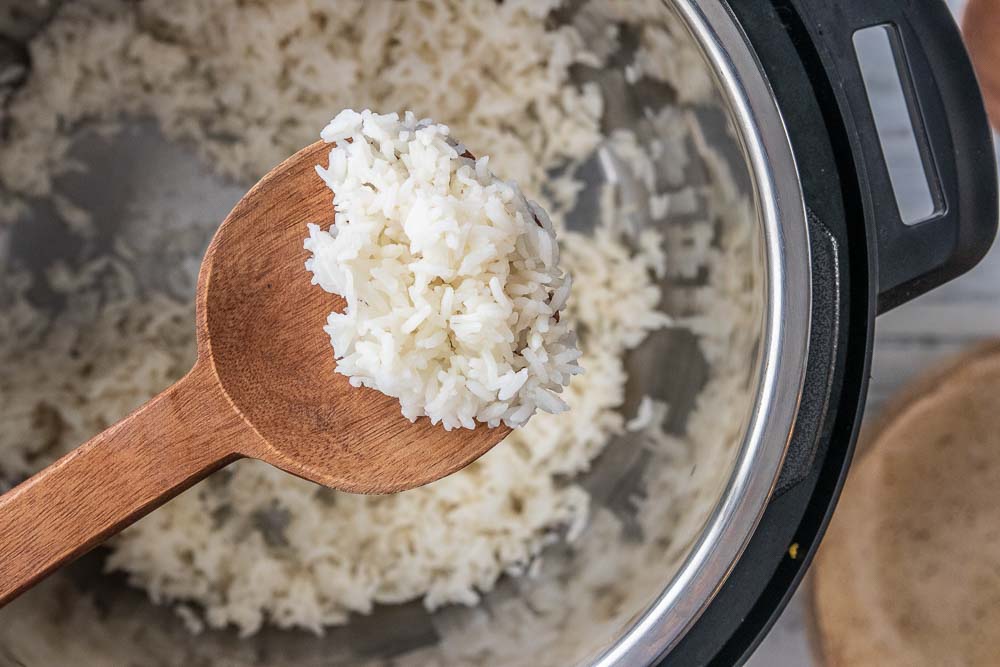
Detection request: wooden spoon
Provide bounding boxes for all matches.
[0,141,511,606]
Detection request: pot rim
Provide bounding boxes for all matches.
[591,1,813,664]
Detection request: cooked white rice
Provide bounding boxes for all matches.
[305,109,581,430]
[0,0,755,651]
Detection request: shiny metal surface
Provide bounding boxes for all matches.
[0,1,812,664]
[591,1,812,664]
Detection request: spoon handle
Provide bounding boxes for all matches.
[0,361,251,606]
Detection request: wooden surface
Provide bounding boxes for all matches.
[812,341,1000,666]
[0,140,511,609]
[965,0,1000,131]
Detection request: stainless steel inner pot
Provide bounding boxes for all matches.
[0,1,812,664]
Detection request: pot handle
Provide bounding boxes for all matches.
[790,0,997,312]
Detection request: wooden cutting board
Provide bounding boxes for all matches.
[965,0,1000,130]
[812,341,1000,666]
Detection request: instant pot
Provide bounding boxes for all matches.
[661,1,996,664]
[0,0,995,665]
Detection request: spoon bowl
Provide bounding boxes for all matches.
[0,141,511,607]
[201,141,510,491]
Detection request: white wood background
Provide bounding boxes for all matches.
[749,0,993,664]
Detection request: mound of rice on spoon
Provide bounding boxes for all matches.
[305,109,582,431]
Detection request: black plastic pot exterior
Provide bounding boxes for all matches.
[665,1,998,664]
